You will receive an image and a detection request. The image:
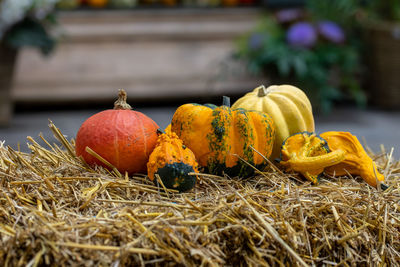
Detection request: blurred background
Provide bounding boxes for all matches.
[1,0,400,157]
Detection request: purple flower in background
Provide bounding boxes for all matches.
[248,33,265,50]
[286,22,317,48]
[317,21,345,44]
[275,8,304,23]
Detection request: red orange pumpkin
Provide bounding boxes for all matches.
[75,89,159,174]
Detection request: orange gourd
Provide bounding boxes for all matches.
[75,89,159,174]
[147,130,199,192]
[277,132,345,184]
[320,131,386,189]
[171,96,275,178]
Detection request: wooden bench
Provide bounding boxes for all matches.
[12,8,265,106]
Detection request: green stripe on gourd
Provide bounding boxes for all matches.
[170,96,275,178]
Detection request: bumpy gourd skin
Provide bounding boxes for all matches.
[171,98,275,178]
[278,132,345,184]
[147,131,198,192]
[232,85,315,160]
[320,131,385,188]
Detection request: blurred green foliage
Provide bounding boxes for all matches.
[4,18,56,55]
[1,0,59,55]
[364,0,400,22]
[236,0,366,113]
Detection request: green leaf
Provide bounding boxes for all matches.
[45,13,59,26]
[292,54,308,77]
[276,56,291,76]
[4,18,55,55]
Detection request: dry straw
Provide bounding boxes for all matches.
[0,122,399,266]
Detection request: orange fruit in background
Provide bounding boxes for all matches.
[161,0,177,6]
[221,0,239,6]
[87,0,108,7]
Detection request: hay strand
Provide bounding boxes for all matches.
[0,125,399,266]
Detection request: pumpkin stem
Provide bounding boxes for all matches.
[114,89,132,110]
[257,85,268,97]
[222,96,231,107]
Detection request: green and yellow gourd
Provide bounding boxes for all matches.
[232,85,315,159]
[171,96,275,178]
[147,129,198,192]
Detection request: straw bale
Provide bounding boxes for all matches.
[0,124,399,266]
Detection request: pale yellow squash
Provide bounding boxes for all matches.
[232,84,315,159]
